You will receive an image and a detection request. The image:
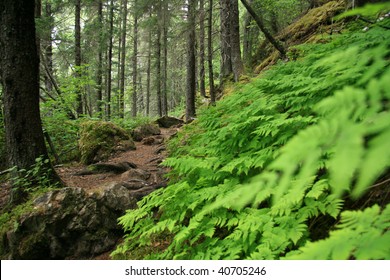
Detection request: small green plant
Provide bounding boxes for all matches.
[10,156,60,194]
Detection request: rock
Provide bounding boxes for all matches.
[78,121,136,165]
[148,157,163,164]
[74,162,137,176]
[129,187,156,201]
[3,187,137,259]
[154,136,164,145]
[131,124,161,142]
[156,116,184,128]
[155,145,166,154]
[117,180,149,191]
[99,184,137,212]
[120,169,151,181]
[141,137,155,146]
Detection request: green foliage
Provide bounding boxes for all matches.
[40,65,96,164]
[113,23,390,260]
[42,113,81,164]
[335,2,390,19]
[10,156,60,194]
[111,116,157,131]
[284,205,390,260]
[0,157,60,258]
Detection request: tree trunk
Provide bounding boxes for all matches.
[106,0,114,120]
[219,0,232,82]
[120,0,128,118]
[208,0,216,104]
[35,0,41,61]
[199,0,206,97]
[75,0,83,116]
[132,5,138,118]
[0,0,61,200]
[156,3,163,117]
[242,0,260,67]
[138,73,144,114]
[44,2,54,94]
[240,0,286,58]
[162,0,169,116]
[146,10,152,116]
[96,0,103,116]
[186,0,197,120]
[229,0,245,81]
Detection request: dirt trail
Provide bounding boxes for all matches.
[0,127,177,211]
[57,127,177,192]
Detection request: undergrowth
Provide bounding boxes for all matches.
[113,18,390,260]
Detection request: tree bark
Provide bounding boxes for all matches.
[156,3,163,117]
[75,0,83,116]
[208,0,216,104]
[162,0,169,116]
[186,0,197,120]
[0,0,61,197]
[240,0,286,58]
[96,0,104,116]
[44,2,54,94]
[132,4,138,118]
[146,10,152,116]
[229,0,245,81]
[199,0,206,97]
[219,0,232,82]
[119,0,128,118]
[106,0,114,120]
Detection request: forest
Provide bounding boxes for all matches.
[0,0,389,260]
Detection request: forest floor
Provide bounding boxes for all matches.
[57,127,176,192]
[0,126,179,259]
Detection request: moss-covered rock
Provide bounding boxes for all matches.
[279,0,346,45]
[156,116,184,128]
[78,121,135,164]
[131,123,161,142]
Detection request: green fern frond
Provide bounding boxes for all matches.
[285,205,390,260]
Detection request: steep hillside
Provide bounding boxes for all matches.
[113,9,390,260]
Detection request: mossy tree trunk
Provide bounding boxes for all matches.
[0,0,62,203]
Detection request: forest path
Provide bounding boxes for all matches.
[56,127,178,193]
[55,126,178,259]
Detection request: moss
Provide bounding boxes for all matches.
[254,1,347,73]
[78,120,135,164]
[279,1,346,45]
[0,200,35,258]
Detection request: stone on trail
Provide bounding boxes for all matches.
[156,116,184,128]
[73,161,137,176]
[120,168,151,181]
[131,124,161,142]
